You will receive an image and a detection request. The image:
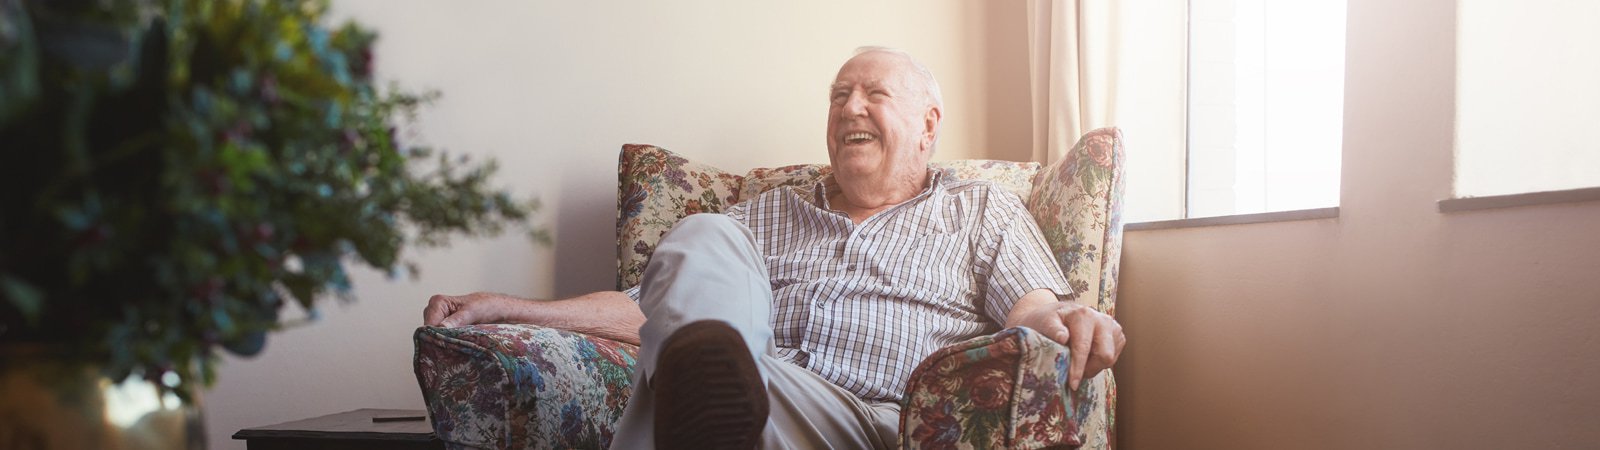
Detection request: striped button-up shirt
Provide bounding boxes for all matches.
[631,170,1072,402]
[738,169,1073,402]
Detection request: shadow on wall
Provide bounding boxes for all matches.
[976,0,1034,163]
[550,171,622,297]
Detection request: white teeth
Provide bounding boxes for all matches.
[845,132,874,143]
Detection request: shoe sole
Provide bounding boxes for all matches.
[653,320,769,450]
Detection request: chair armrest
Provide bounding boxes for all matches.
[900,327,1110,450]
[413,324,639,450]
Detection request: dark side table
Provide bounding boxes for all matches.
[232,408,443,450]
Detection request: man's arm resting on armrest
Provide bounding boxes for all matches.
[1003,288,1126,391]
[423,291,645,345]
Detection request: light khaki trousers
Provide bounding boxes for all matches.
[608,214,900,450]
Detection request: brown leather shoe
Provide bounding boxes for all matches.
[653,320,769,450]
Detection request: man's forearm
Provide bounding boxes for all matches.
[503,291,646,345]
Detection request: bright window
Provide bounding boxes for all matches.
[1456,0,1600,198]
[1185,0,1346,218]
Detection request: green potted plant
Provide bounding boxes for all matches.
[0,0,532,446]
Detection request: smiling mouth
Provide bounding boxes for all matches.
[843,132,876,145]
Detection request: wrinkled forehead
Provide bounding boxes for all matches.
[831,52,916,91]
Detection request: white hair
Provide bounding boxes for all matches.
[852,46,944,110]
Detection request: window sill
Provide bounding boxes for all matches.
[1125,207,1340,231]
[1438,186,1600,213]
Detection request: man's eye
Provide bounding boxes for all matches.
[831,92,848,103]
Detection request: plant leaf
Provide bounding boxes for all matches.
[1,274,44,323]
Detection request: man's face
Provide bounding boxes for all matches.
[826,52,939,183]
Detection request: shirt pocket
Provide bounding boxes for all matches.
[764,242,836,289]
[884,229,972,302]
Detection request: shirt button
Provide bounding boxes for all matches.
[846,264,857,271]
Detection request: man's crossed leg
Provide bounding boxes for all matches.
[609,214,898,450]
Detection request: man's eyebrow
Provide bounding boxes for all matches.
[829,81,889,93]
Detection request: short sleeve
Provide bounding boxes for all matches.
[974,189,1073,324]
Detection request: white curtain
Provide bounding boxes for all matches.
[1026,0,1122,164]
[1027,0,1192,221]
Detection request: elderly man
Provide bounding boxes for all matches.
[423,47,1125,450]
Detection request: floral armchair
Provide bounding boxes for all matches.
[413,127,1126,449]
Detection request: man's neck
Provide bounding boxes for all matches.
[829,170,930,224]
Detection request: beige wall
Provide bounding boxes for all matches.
[1117,0,1600,448]
[202,1,1032,448]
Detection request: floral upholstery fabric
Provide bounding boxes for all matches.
[738,163,831,201]
[900,327,1105,450]
[415,129,1124,449]
[1023,128,1126,448]
[930,159,1041,201]
[413,324,639,449]
[1026,128,1126,315]
[736,159,1037,203]
[615,144,743,290]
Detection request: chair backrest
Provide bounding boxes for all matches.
[1022,127,1126,315]
[614,127,1124,314]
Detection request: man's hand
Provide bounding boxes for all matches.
[1005,289,1126,391]
[423,292,517,327]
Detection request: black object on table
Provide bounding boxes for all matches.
[232,408,443,450]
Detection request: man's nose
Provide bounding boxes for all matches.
[841,91,868,116]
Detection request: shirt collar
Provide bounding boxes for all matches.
[812,167,945,210]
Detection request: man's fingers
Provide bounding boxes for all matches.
[423,295,452,326]
[1043,312,1072,345]
[438,312,465,328]
[1115,325,1128,356]
[1065,311,1092,391]
[425,294,477,327]
[1083,322,1118,379]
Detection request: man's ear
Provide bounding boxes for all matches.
[922,105,943,151]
